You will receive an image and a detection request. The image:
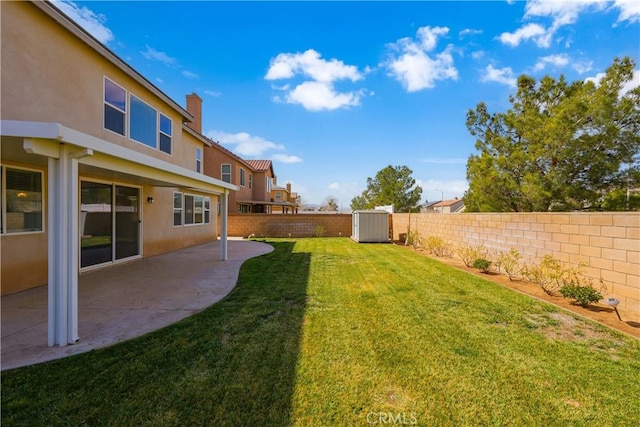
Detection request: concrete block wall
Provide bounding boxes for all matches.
[393,212,640,312]
[226,214,352,238]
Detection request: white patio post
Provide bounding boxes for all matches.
[220,189,228,261]
[47,144,91,346]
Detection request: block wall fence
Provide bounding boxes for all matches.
[393,212,639,312]
[225,213,352,238]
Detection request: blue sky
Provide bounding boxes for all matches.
[54,0,639,207]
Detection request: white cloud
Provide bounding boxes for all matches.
[497,23,547,47]
[271,154,303,164]
[386,26,458,92]
[265,49,366,111]
[204,90,221,97]
[572,60,593,74]
[471,51,485,60]
[533,53,570,72]
[480,65,517,88]
[614,0,640,23]
[328,182,341,190]
[52,0,114,44]
[266,49,362,83]
[206,130,284,157]
[141,45,177,66]
[182,70,199,79]
[285,81,363,111]
[459,28,483,38]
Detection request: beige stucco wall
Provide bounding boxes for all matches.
[1,1,203,172]
[393,212,640,312]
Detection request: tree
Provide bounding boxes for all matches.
[465,57,640,212]
[350,165,422,212]
[319,195,339,211]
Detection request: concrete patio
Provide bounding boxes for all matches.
[1,238,273,371]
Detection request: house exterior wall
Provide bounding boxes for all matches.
[1,1,202,171]
[393,212,640,312]
[0,1,223,295]
[203,147,252,212]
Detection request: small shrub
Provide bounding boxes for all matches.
[405,230,421,248]
[314,225,326,237]
[425,236,449,257]
[521,255,566,295]
[457,244,486,267]
[472,258,492,273]
[495,249,521,281]
[559,285,603,307]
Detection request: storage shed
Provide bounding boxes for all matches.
[351,210,390,243]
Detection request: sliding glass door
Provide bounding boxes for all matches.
[80,181,140,268]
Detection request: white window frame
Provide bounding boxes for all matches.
[159,113,172,154]
[173,192,183,227]
[240,168,246,187]
[180,193,211,227]
[129,93,158,149]
[196,148,202,173]
[221,164,231,183]
[103,77,127,137]
[1,165,45,235]
[249,173,253,189]
[266,176,272,193]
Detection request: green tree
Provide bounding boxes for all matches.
[465,57,640,212]
[350,165,422,212]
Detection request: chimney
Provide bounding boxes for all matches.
[185,93,202,134]
[286,182,291,193]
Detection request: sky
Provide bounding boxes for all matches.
[53,0,640,208]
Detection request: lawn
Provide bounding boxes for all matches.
[2,238,639,426]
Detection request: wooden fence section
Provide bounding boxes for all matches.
[393,212,640,312]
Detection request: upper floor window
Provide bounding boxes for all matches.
[266,177,272,193]
[130,94,158,148]
[104,78,173,155]
[1,166,43,234]
[196,148,202,173]
[249,173,253,189]
[159,114,172,154]
[104,78,126,136]
[275,191,282,201]
[240,168,246,187]
[221,164,231,183]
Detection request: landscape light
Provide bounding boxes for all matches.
[605,297,622,321]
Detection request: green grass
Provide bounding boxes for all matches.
[2,238,639,426]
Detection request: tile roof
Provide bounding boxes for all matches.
[245,160,273,172]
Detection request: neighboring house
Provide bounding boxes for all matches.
[271,183,300,214]
[243,160,278,213]
[421,201,442,213]
[0,0,237,346]
[430,197,466,213]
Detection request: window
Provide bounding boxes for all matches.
[204,197,211,223]
[238,204,251,213]
[130,94,158,148]
[159,114,172,154]
[104,78,126,136]
[1,167,43,234]
[173,192,183,226]
[266,177,272,193]
[249,173,253,189]
[221,164,231,183]
[184,194,195,225]
[196,148,202,173]
[181,194,210,225]
[240,168,246,187]
[275,191,282,201]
